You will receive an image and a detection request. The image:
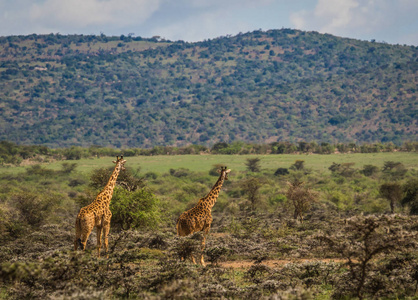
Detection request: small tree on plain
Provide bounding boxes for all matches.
[379,182,403,214]
[285,180,317,223]
[290,160,305,171]
[241,177,262,211]
[245,158,261,172]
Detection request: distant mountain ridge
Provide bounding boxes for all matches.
[0,29,416,147]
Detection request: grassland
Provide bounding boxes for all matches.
[3,152,415,175]
[0,152,417,299]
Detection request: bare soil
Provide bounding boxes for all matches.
[219,258,347,269]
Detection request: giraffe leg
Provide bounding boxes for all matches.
[103,223,111,258]
[74,230,81,251]
[200,234,206,267]
[74,218,82,250]
[190,253,196,264]
[80,229,92,251]
[200,227,210,266]
[96,226,103,258]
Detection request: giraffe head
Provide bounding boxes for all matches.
[113,156,127,171]
[218,166,231,180]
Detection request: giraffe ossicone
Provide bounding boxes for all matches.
[176,166,231,266]
[74,156,126,257]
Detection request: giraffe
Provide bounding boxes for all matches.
[176,166,231,266]
[74,156,126,257]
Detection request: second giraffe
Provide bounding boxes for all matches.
[176,166,231,266]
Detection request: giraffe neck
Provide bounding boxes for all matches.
[97,162,122,206]
[200,173,226,209]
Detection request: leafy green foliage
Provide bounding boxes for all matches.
[379,182,403,213]
[401,178,418,215]
[110,188,161,230]
[361,164,379,177]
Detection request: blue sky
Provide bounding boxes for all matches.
[1,0,417,46]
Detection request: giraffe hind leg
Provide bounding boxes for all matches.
[96,226,103,258]
[77,238,83,250]
[74,219,82,250]
[103,223,111,258]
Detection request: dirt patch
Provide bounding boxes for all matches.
[219,258,346,269]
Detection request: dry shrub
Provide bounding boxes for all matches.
[318,215,418,299]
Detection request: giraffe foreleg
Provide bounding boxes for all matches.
[200,235,206,266]
[200,225,211,266]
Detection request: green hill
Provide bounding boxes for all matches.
[0,29,416,148]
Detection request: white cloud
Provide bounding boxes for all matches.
[0,0,416,45]
[289,0,418,44]
[30,0,161,28]
[0,0,161,35]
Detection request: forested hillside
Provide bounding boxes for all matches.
[0,29,416,148]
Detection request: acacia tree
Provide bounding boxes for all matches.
[379,182,403,214]
[290,160,305,171]
[318,215,418,299]
[285,180,317,223]
[241,177,262,211]
[245,158,261,172]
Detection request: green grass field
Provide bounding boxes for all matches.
[4,152,414,175]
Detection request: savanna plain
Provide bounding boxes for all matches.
[0,151,417,299]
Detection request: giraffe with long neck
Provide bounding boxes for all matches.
[74,156,126,257]
[176,166,231,266]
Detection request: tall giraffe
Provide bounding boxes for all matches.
[74,156,126,257]
[176,166,231,266]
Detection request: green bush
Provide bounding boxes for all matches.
[402,178,418,215]
[13,191,56,228]
[110,187,161,230]
[361,164,379,177]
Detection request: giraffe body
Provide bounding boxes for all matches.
[176,166,230,266]
[74,156,126,257]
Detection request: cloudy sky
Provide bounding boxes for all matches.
[1,0,417,46]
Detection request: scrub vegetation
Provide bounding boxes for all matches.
[0,147,417,299]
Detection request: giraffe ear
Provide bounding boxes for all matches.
[225,169,231,173]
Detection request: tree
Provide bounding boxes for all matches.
[245,158,261,172]
[90,167,144,191]
[361,164,379,177]
[290,160,305,171]
[318,215,418,299]
[329,162,356,177]
[285,180,317,223]
[379,182,403,214]
[382,161,407,181]
[401,178,418,215]
[241,177,262,211]
[110,187,160,230]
